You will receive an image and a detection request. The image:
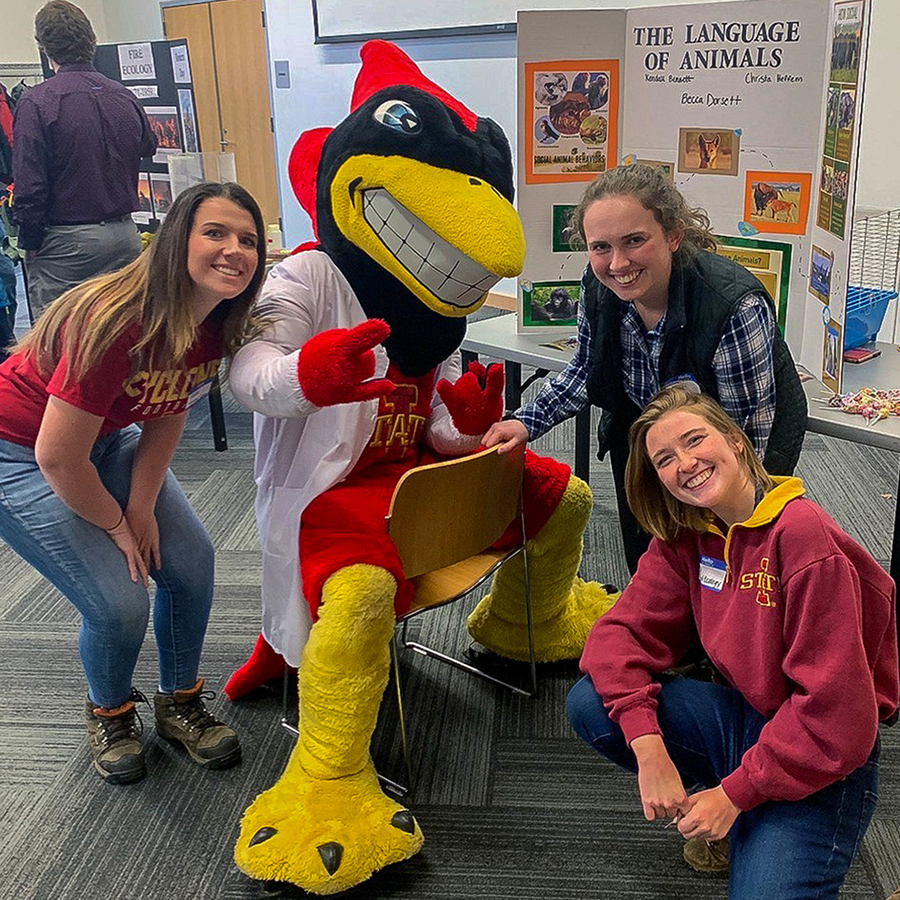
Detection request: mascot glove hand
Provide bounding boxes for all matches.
[436,361,504,436]
[296,319,396,407]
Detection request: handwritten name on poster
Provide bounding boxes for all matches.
[623,4,823,127]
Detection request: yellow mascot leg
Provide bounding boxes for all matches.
[467,474,618,661]
[234,564,423,895]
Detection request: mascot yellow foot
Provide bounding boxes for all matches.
[468,475,619,660]
[235,760,422,895]
[235,565,422,894]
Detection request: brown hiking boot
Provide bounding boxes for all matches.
[154,678,241,769]
[683,836,729,874]
[85,690,147,784]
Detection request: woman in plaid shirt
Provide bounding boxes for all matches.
[485,165,806,575]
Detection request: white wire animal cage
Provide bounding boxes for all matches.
[845,208,900,348]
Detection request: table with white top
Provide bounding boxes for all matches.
[462,314,900,588]
[800,341,900,584]
[461,314,593,481]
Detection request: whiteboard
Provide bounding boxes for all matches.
[311,0,742,43]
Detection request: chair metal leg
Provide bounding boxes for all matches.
[522,541,538,698]
[397,543,538,698]
[400,639,536,696]
[383,635,411,797]
[280,661,298,736]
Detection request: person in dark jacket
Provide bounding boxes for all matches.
[11,1,156,319]
[484,165,807,574]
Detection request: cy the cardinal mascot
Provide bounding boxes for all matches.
[226,41,616,894]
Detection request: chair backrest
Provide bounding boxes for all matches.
[385,444,526,580]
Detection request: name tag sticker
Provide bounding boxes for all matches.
[186,377,213,409]
[699,555,727,592]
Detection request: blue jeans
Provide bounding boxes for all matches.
[0,427,215,708]
[567,674,879,899]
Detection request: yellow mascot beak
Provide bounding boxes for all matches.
[329,154,525,318]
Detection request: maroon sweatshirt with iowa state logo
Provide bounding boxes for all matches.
[580,477,898,810]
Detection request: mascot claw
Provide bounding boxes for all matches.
[235,762,423,895]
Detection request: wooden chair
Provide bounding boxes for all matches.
[279,444,535,796]
[385,442,535,793]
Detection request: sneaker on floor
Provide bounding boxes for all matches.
[154,678,241,769]
[85,689,147,784]
[683,835,729,874]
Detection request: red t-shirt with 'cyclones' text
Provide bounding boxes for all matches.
[0,317,223,447]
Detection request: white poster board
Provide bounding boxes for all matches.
[312,0,727,42]
[620,0,830,359]
[517,0,869,391]
[516,8,626,336]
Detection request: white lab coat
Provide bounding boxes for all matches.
[229,250,479,665]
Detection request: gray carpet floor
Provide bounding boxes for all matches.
[1,307,899,899]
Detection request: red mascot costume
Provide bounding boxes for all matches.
[227,41,616,894]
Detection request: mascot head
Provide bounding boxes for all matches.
[288,41,525,375]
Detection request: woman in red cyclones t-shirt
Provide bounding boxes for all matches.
[568,386,898,899]
[0,182,266,784]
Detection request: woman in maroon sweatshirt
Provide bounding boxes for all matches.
[568,385,898,899]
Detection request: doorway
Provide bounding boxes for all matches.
[163,0,280,228]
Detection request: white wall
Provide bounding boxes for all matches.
[6,0,108,64]
[263,2,517,245]
[856,0,900,212]
[101,0,164,43]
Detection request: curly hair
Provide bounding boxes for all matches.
[35,1,96,65]
[568,164,717,266]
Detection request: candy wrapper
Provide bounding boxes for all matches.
[825,387,900,426]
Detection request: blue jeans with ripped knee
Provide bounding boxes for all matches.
[567,673,879,900]
[0,426,215,708]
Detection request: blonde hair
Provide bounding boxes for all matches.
[569,164,717,265]
[625,386,774,542]
[16,182,267,384]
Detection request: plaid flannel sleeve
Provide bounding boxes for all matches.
[712,292,777,457]
[514,284,593,441]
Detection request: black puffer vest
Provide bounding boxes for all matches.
[582,251,807,474]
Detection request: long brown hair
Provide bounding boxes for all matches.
[569,164,717,265]
[17,181,267,382]
[625,386,774,542]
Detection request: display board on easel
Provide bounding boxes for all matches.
[516,0,871,393]
[44,40,201,232]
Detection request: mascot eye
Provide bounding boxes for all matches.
[373,100,421,135]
